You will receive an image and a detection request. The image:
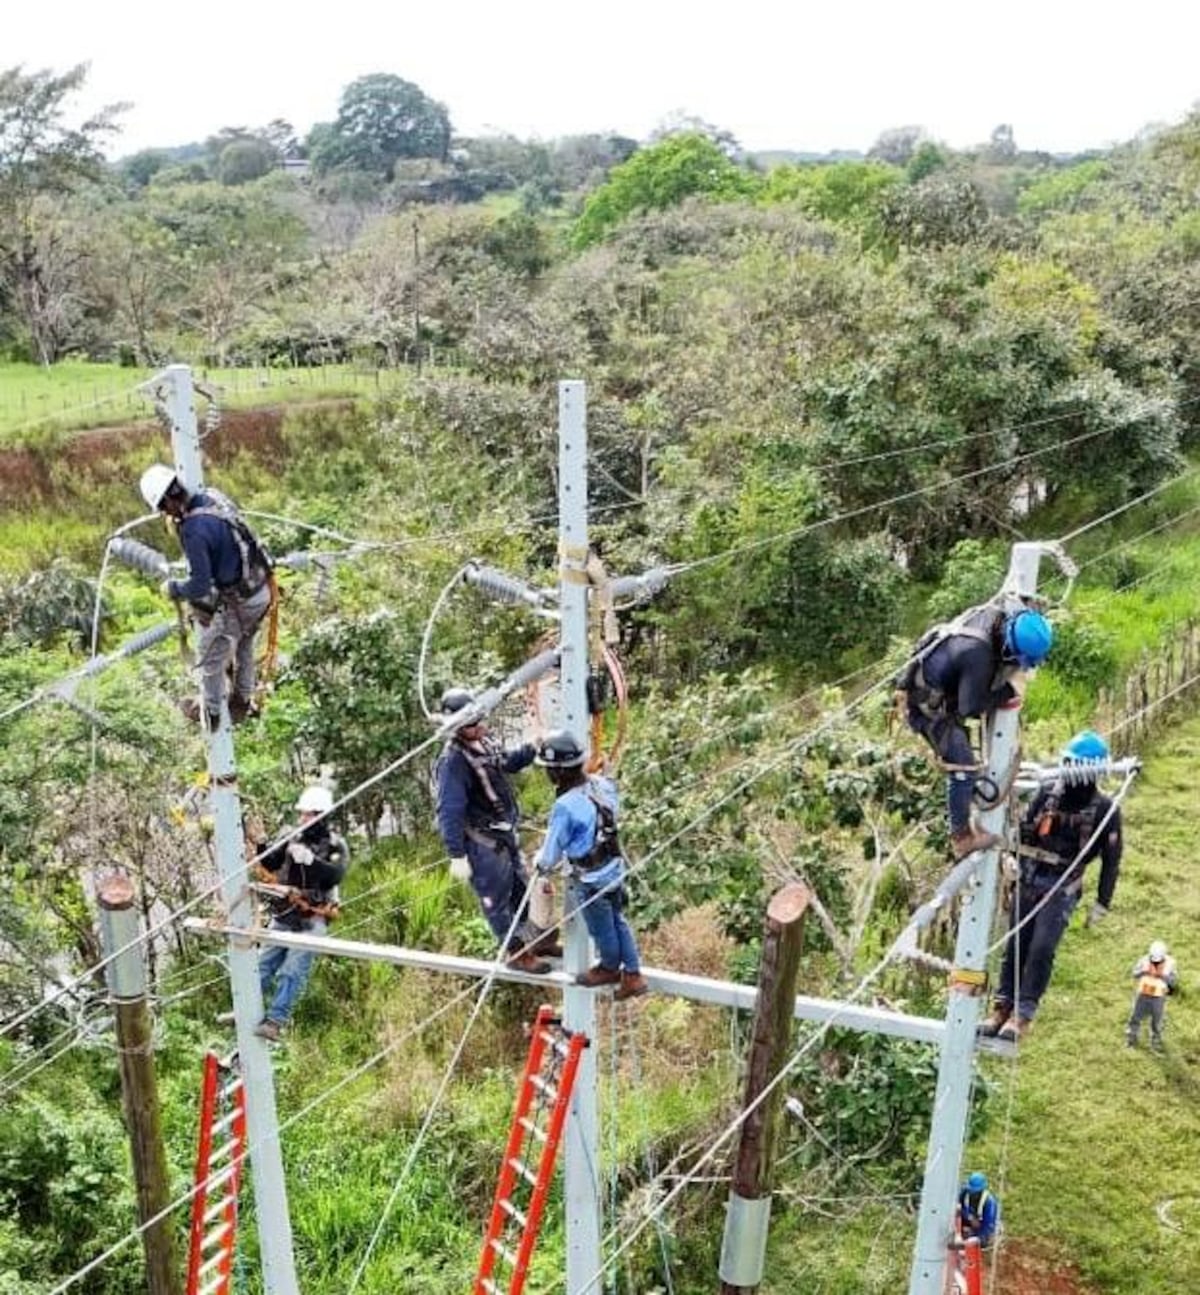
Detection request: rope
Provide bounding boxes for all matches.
[416,563,472,720]
[344,884,534,1290]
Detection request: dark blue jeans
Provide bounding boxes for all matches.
[259,916,326,1025]
[575,879,640,973]
[996,879,1079,1021]
[908,711,977,833]
[467,837,535,949]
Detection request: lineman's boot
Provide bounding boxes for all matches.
[997,1016,1032,1045]
[976,1006,1012,1039]
[510,950,551,975]
[576,964,622,989]
[614,972,649,1002]
[951,825,1001,861]
[526,931,564,959]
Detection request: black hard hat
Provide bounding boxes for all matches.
[535,729,586,768]
[439,687,476,717]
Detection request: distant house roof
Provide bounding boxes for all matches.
[280,157,310,174]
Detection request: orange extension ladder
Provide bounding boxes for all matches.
[186,1051,248,1295]
[474,1006,589,1295]
[949,1238,984,1295]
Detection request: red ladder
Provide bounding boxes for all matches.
[949,1239,984,1295]
[186,1051,247,1295]
[474,1006,588,1295]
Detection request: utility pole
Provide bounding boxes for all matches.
[719,883,810,1295]
[557,379,603,1295]
[413,216,422,375]
[907,542,1043,1295]
[153,365,300,1295]
[97,874,182,1295]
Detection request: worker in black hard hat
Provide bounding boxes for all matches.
[432,687,558,974]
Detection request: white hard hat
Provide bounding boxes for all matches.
[1149,940,1168,963]
[296,785,334,815]
[140,464,180,510]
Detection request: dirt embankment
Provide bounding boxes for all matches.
[993,1241,1097,1295]
[0,402,352,511]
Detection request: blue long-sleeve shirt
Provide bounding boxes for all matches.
[435,738,535,857]
[167,492,247,603]
[536,776,624,887]
[958,1188,998,1244]
[922,632,1015,719]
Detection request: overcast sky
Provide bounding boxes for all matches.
[9,0,1200,158]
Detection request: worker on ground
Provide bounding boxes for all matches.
[533,730,648,1001]
[1127,940,1177,1051]
[253,784,348,1042]
[955,1172,999,1249]
[139,465,272,728]
[433,688,559,974]
[897,604,1053,860]
[979,730,1122,1045]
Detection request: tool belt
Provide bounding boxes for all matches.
[465,823,519,857]
[253,882,339,922]
[1017,850,1083,895]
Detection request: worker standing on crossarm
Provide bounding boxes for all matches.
[253,784,348,1042]
[955,1172,999,1248]
[433,688,558,974]
[1126,940,1177,1051]
[897,604,1053,860]
[533,730,648,1001]
[979,730,1123,1046]
[139,464,272,728]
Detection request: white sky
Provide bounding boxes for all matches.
[9,0,1200,158]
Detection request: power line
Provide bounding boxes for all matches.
[1057,466,1200,545]
[1075,501,1200,570]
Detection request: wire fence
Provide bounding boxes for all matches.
[1099,617,1200,746]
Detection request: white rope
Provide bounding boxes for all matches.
[416,563,472,720]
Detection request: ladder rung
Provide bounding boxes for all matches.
[529,1073,558,1100]
[203,1196,233,1226]
[198,1277,228,1295]
[499,1198,528,1229]
[208,1135,243,1166]
[481,1280,501,1295]
[198,1249,230,1279]
[508,1156,539,1188]
[220,1079,244,1102]
[538,1029,571,1058]
[489,1237,519,1267]
[518,1116,548,1143]
[211,1108,241,1137]
[202,1221,233,1249]
[202,1164,237,1195]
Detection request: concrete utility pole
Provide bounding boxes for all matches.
[153,365,300,1295]
[97,874,181,1295]
[556,379,603,1295]
[907,542,1044,1295]
[719,883,811,1295]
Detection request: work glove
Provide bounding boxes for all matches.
[286,841,315,867]
[1084,901,1108,928]
[449,856,472,883]
[999,668,1033,709]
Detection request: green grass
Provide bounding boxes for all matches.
[0,360,411,445]
[966,711,1200,1294]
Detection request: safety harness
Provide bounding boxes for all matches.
[568,791,622,876]
[441,737,521,854]
[184,488,273,600]
[959,1188,994,1235]
[1017,781,1102,889]
[895,614,996,720]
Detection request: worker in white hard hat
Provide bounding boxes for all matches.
[251,784,348,1041]
[139,464,272,728]
[1126,939,1178,1052]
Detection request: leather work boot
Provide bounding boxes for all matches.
[614,972,649,1002]
[997,1016,1032,1045]
[509,951,551,975]
[228,694,260,726]
[951,825,1001,861]
[976,1006,1012,1038]
[179,697,221,728]
[526,931,564,959]
[576,965,622,989]
[254,1018,282,1042]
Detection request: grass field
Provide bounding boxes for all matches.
[0,360,414,445]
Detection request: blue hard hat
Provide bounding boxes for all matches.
[967,1172,987,1193]
[1062,730,1109,763]
[1003,610,1053,668]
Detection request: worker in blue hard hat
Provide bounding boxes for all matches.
[955,1171,999,1248]
[896,604,1053,860]
[979,729,1123,1045]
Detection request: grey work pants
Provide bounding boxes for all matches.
[196,583,271,717]
[1127,994,1166,1047]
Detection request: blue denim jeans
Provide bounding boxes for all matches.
[576,880,640,973]
[907,711,977,833]
[259,916,326,1025]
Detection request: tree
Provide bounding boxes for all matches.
[216,138,276,185]
[983,123,1017,164]
[0,64,123,362]
[117,149,169,191]
[309,74,452,178]
[574,133,759,248]
[868,125,929,166]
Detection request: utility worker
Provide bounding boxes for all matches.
[434,687,557,974]
[139,464,272,728]
[253,784,348,1041]
[955,1172,999,1248]
[1127,940,1177,1051]
[534,730,648,1001]
[979,730,1122,1045]
[898,605,1053,860]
